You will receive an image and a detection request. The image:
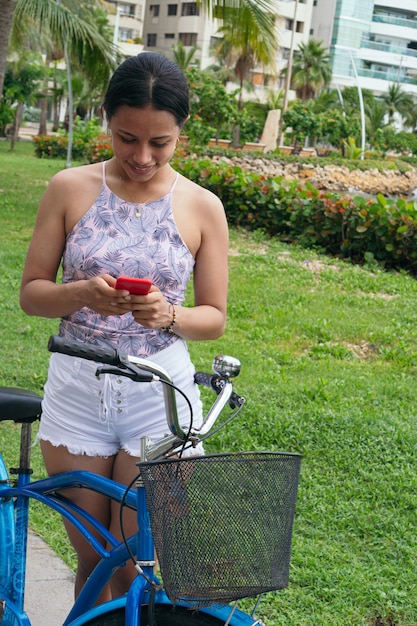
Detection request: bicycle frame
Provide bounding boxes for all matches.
[0,344,265,626]
[0,446,259,625]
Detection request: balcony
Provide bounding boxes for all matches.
[373,13,417,31]
[361,38,417,59]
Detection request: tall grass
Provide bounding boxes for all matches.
[2,139,417,625]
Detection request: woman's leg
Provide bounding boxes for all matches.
[40,441,116,602]
[108,449,142,598]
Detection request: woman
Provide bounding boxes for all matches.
[20,53,228,603]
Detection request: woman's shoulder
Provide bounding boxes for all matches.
[50,161,102,187]
[176,171,224,211]
[42,162,105,215]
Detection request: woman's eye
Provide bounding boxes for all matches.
[120,136,135,144]
[152,142,169,148]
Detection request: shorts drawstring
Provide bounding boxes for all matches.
[99,374,124,430]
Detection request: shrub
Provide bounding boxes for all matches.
[23,107,41,122]
[33,134,69,159]
[84,134,113,162]
[173,155,417,274]
[33,116,104,160]
[0,101,14,136]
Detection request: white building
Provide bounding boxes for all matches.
[106,0,417,102]
[139,0,313,102]
[141,0,221,69]
[107,1,145,58]
[310,0,417,97]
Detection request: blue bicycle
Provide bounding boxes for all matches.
[0,336,301,626]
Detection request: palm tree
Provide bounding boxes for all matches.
[208,36,237,86]
[383,83,415,125]
[201,0,277,39]
[365,99,388,146]
[208,0,278,146]
[311,89,340,114]
[172,41,199,70]
[290,39,332,102]
[0,0,17,99]
[265,87,284,111]
[404,105,417,133]
[0,0,116,101]
[217,7,277,107]
[3,51,45,149]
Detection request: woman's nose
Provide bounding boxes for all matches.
[132,143,152,164]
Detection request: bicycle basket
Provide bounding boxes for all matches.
[139,451,302,608]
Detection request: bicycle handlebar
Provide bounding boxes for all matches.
[48,335,122,367]
[48,335,244,459]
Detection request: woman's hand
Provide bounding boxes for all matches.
[111,284,173,329]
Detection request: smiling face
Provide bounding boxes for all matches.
[108,104,181,183]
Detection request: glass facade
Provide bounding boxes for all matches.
[330,0,373,79]
[334,0,373,20]
[326,0,417,90]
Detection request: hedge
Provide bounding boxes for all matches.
[32,134,417,275]
[174,156,417,275]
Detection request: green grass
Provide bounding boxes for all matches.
[2,138,417,625]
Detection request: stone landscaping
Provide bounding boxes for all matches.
[211,154,417,197]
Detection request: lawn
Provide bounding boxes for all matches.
[1,138,417,625]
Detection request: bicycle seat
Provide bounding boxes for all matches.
[0,387,42,423]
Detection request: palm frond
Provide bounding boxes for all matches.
[14,0,117,82]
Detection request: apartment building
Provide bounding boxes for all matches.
[140,0,313,100]
[106,0,417,103]
[310,0,417,97]
[141,0,220,68]
[107,0,145,57]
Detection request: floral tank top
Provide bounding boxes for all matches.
[59,161,195,357]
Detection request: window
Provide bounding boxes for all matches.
[118,3,135,17]
[210,35,222,48]
[179,32,198,46]
[147,33,157,46]
[181,2,199,16]
[149,4,160,17]
[165,33,175,39]
[167,4,178,15]
[285,19,304,33]
[119,28,133,41]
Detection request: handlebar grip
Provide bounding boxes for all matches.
[48,335,124,367]
[194,371,216,389]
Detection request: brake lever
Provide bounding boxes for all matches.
[194,372,245,409]
[95,366,155,383]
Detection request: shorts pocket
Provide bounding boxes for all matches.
[47,353,84,392]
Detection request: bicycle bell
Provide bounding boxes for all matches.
[212,355,241,378]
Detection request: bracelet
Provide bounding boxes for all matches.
[161,303,176,334]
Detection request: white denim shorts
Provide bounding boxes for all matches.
[38,339,204,457]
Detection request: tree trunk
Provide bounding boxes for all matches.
[52,99,60,131]
[0,0,17,100]
[232,79,244,149]
[232,124,240,148]
[38,96,48,135]
[10,100,23,151]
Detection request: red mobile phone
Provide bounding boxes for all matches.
[115,277,152,295]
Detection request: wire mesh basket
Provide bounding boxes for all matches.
[139,451,302,608]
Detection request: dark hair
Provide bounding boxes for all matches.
[103,52,189,128]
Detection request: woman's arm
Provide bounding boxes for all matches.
[20,168,128,319]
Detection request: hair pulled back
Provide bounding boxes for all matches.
[103,52,189,128]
